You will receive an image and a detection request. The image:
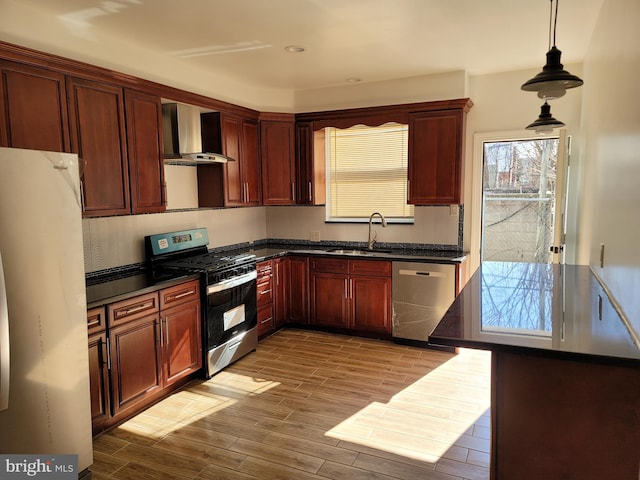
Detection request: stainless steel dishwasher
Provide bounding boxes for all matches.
[392,261,456,343]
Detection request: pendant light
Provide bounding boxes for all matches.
[521,0,583,100]
[526,101,565,134]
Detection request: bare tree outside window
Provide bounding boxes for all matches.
[481,138,559,263]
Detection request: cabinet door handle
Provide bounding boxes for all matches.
[344,279,348,300]
[163,181,168,207]
[164,317,170,347]
[105,337,111,371]
[407,179,410,201]
[350,279,353,299]
[80,178,86,212]
[275,263,279,286]
[291,182,296,202]
[308,182,312,201]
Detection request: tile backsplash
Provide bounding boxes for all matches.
[82,205,462,274]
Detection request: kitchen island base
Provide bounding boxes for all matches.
[492,350,640,480]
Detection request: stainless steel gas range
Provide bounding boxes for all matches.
[145,228,257,378]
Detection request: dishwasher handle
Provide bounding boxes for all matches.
[398,269,446,278]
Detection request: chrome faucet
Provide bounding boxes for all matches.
[368,212,387,250]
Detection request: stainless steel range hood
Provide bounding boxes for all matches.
[162,102,234,163]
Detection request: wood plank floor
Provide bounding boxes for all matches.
[92,329,491,480]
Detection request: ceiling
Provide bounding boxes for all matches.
[20,0,604,92]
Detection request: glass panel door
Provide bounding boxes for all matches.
[481,133,568,264]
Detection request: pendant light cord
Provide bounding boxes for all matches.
[548,0,560,49]
[548,0,553,50]
[553,0,558,47]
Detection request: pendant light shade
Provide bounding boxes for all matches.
[521,0,583,100]
[526,102,565,133]
[521,46,583,99]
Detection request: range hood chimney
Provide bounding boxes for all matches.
[162,103,234,163]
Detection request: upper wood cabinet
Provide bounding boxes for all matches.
[0,61,70,152]
[294,122,325,205]
[242,118,261,205]
[221,114,261,206]
[124,89,166,214]
[296,98,471,206]
[408,103,470,205]
[67,77,131,217]
[260,114,296,205]
[67,77,166,217]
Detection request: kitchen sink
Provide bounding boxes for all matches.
[329,249,372,255]
[328,248,393,255]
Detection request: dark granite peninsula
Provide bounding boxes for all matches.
[430,262,640,480]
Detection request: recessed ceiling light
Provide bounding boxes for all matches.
[346,78,362,83]
[284,45,305,53]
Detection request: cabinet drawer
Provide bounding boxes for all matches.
[160,279,200,309]
[257,260,272,276]
[257,279,272,306]
[87,306,106,335]
[108,292,159,327]
[258,303,274,336]
[310,257,349,274]
[349,259,391,276]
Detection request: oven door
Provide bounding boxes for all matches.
[205,271,257,376]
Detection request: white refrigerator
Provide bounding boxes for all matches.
[0,147,93,475]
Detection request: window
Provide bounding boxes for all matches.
[481,137,562,263]
[325,123,414,222]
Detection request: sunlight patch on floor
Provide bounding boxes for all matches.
[117,372,281,438]
[325,348,491,463]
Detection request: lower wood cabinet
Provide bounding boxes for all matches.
[310,257,392,335]
[256,259,287,337]
[350,274,393,335]
[159,280,202,387]
[287,256,309,324]
[88,279,201,434]
[273,257,287,329]
[257,260,274,336]
[88,333,109,424]
[109,313,163,415]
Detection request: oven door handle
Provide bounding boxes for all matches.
[207,271,257,294]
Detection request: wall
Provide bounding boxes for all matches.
[577,0,640,334]
[83,207,267,273]
[294,70,468,112]
[265,205,459,247]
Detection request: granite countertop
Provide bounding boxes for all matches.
[247,243,467,264]
[86,271,199,309]
[429,261,640,363]
[85,243,466,309]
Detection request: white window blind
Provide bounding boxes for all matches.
[326,123,414,221]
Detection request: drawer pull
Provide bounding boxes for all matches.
[172,290,194,300]
[122,302,154,315]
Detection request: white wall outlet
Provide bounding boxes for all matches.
[449,205,459,216]
[310,231,321,242]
